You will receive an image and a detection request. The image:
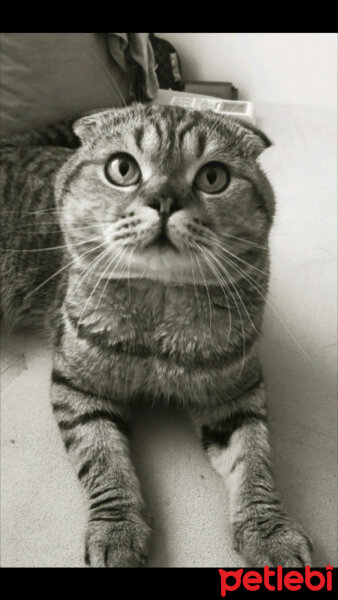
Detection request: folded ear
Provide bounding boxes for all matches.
[234,119,272,158]
[73,108,115,142]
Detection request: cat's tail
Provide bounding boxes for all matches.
[0,119,81,150]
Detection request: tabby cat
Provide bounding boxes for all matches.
[0,104,312,567]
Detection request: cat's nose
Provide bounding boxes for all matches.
[147,196,181,216]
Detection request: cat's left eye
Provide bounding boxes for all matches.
[194,162,229,194]
[105,153,141,187]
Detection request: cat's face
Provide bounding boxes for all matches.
[57,104,274,284]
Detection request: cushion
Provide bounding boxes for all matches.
[0,33,130,135]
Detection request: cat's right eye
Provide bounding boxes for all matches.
[105,153,141,187]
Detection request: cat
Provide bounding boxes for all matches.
[0,103,312,567]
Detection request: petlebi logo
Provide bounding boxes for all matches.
[219,564,334,595]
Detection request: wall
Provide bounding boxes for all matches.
[158,33,337,108]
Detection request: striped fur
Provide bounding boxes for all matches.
[191,382,312,567]
[0,104,311,567]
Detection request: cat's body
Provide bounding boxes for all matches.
[0,122,76,326]
[0,104,312,567]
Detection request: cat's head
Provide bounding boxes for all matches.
[56,104,274,284]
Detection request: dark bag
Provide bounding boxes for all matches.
[149,34,185,91]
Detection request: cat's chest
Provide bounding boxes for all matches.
[61,278,254,404]
[71,279,233,364]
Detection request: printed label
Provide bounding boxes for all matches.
[170,96,247,114]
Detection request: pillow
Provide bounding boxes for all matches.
[0,33,130,135]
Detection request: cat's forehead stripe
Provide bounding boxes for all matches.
[177,124,208,159]
[177,121,196,146]
[136,120,165,154]
[134,126,144,151]
[105,106,250,165]
[196,130,207,158]
[132,111,208,162]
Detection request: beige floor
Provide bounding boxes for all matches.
[1,103,337,567]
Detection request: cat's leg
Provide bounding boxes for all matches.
[190,379,312,567]
[51,369,151,568]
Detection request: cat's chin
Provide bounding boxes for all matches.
[105,245,218,286]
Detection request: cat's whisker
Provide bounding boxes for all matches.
[1,237,101,253]
[191,245,213,336]
[214,248,270,280]
[193,241,238,360]
[87,247,131,356]
[1,226,102,237]
[218,231,268,251]
[0,212,115,229]
[188,225,269,256]
[94,246,130,317]
[192,242,233,351]
[213,247,269,298]
[213,248,314,364]
[3,221,101,228]
[0,208,63,215]
[67,244,112,301]
[203,250,247,377]
[202,244,261,341]
[68,248,115,355]
[209,237,270,278]
[72,247,123,343]
[192,240,235,344]
[188,248,202,319]
[126,246,136,305]
[198,245,245,371]
[102,248,136,405]
[23,242,106,300]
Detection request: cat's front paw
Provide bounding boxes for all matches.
[85,515,152,568]
[233,513,312,568]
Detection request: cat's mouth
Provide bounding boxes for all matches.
[149,220,178,252]
[154,231,177,251]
